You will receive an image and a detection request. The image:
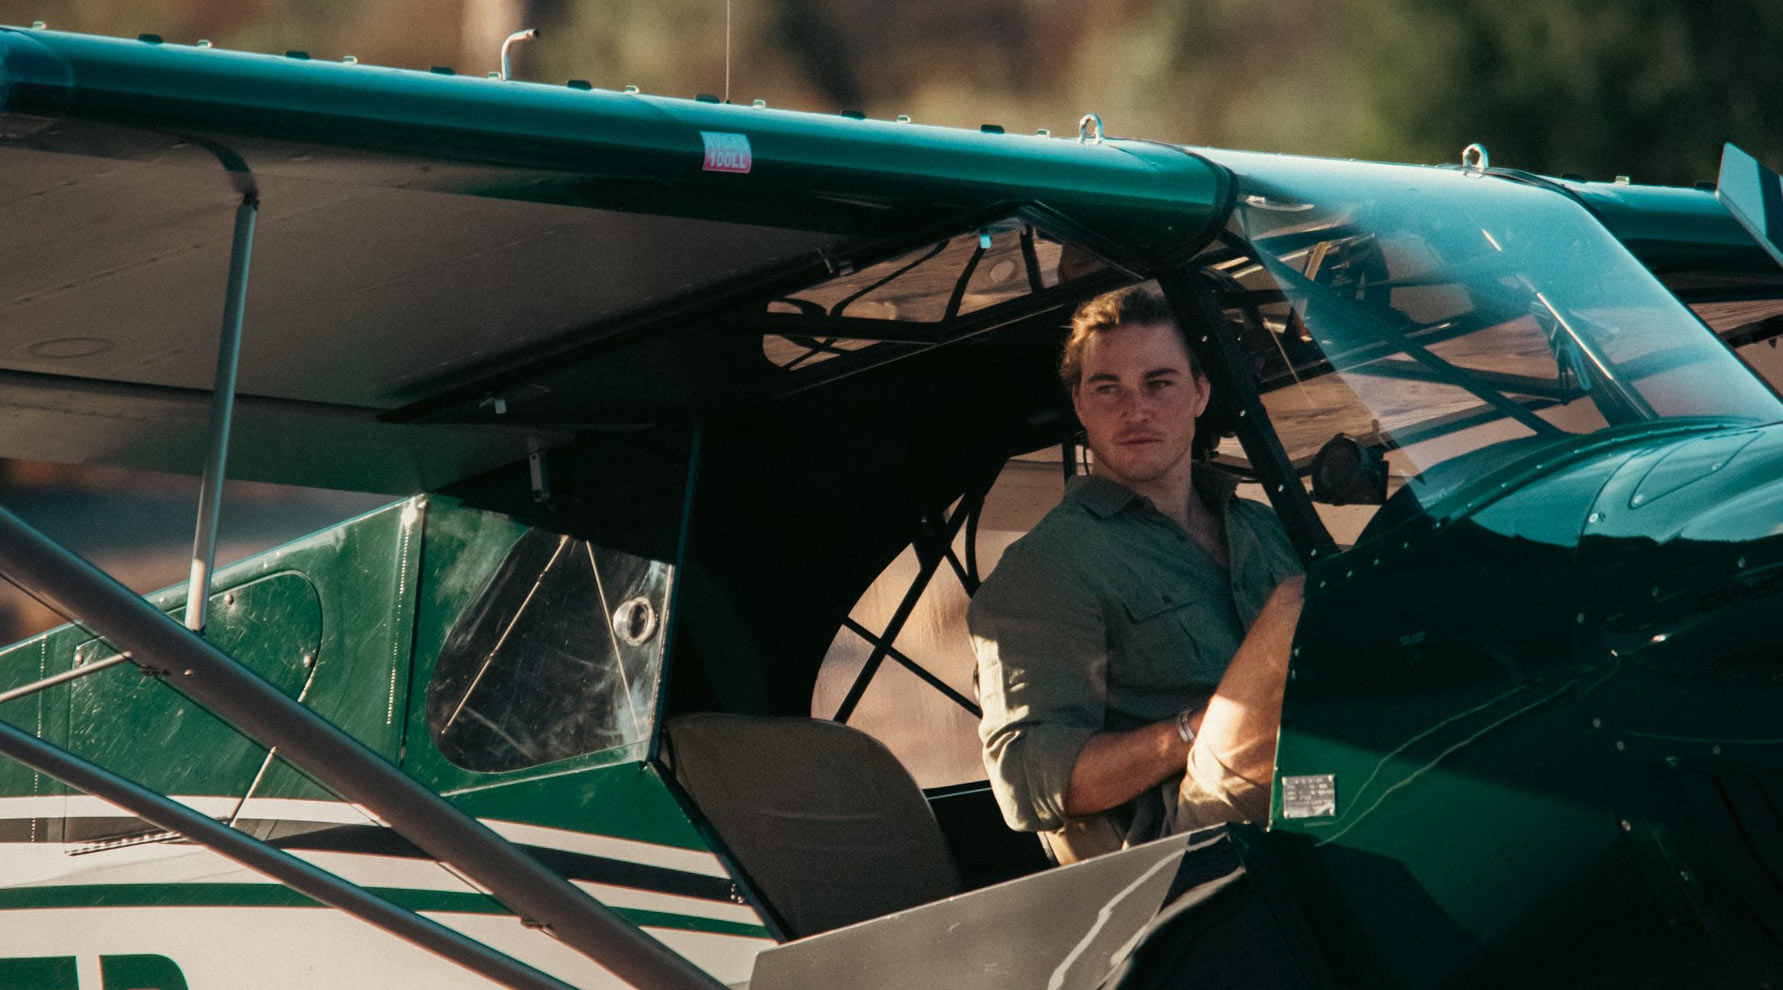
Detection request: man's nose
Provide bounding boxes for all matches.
[1120,389,1152,419]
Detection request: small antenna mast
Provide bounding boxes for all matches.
[724,0,733,104]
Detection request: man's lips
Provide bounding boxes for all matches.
[1116,433,1163,445]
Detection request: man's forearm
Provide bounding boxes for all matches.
[1059,577,1303,820]
[1061,710,1202,818]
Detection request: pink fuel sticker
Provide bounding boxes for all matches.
[701,131,753,173]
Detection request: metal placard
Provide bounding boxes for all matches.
[1280,773,1337,820]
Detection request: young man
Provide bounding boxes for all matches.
[969,285,1305,862]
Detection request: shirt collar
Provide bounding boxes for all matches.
[1064,465,1240,520]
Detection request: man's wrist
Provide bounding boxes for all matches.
[1175,707,1197,745]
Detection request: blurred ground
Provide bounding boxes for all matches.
[0,462,386,642]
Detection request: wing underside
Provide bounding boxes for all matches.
[0,26,1227,493]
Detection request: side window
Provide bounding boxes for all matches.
[427,530,669,772]
[1209,176,1783,552]
[810,450,1066,788]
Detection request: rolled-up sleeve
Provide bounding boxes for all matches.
[968,546,1107,832]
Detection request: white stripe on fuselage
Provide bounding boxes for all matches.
[0,795,385,827]
[1,907,772,989]
[0,795,728,876]
[0,841,759,926]
[0,795,747,923]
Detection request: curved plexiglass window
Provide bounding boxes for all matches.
[428,530,670,772]
[1201,152,1782,522]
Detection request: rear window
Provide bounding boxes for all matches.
[426,530,670,772]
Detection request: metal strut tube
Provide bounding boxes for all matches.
[186,194,256,633]
[0,504,728,990]
[0,718,580,990]
[0,651,131,704]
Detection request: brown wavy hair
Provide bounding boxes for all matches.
[1059,284,1201,391]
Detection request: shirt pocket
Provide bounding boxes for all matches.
[1115,585,1224,690]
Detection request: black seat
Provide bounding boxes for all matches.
[664,713,964,938]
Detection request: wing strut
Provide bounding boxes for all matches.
[185,194,257,634]
[0,504,728,990]
[0,718,581,990]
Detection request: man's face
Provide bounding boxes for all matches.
[1070,321,1211,492]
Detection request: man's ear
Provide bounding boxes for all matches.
[1190,368,1213,418]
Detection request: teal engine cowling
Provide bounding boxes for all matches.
[1270,421,1783,987]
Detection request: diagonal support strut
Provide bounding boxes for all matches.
[186,194,257,634]
[0,718,581,990]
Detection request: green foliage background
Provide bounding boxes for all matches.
[3,0,1778,184]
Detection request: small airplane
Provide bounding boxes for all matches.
[1,23,1781,989]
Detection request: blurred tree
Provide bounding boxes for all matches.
[3,0,1782,181]
[1345,0,1783,184]
[5,0,457,69]
[1058,0,1360,151]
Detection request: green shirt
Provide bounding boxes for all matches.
[969,468,1302,840]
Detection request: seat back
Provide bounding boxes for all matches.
[665,713,963,938]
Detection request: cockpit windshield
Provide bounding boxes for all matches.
[1196,151,1783,529]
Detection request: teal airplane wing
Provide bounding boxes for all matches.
[0,26,1227,493]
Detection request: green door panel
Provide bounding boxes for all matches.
[204,499,424,800]
[64,571,321,838]
[0,500,422,818]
